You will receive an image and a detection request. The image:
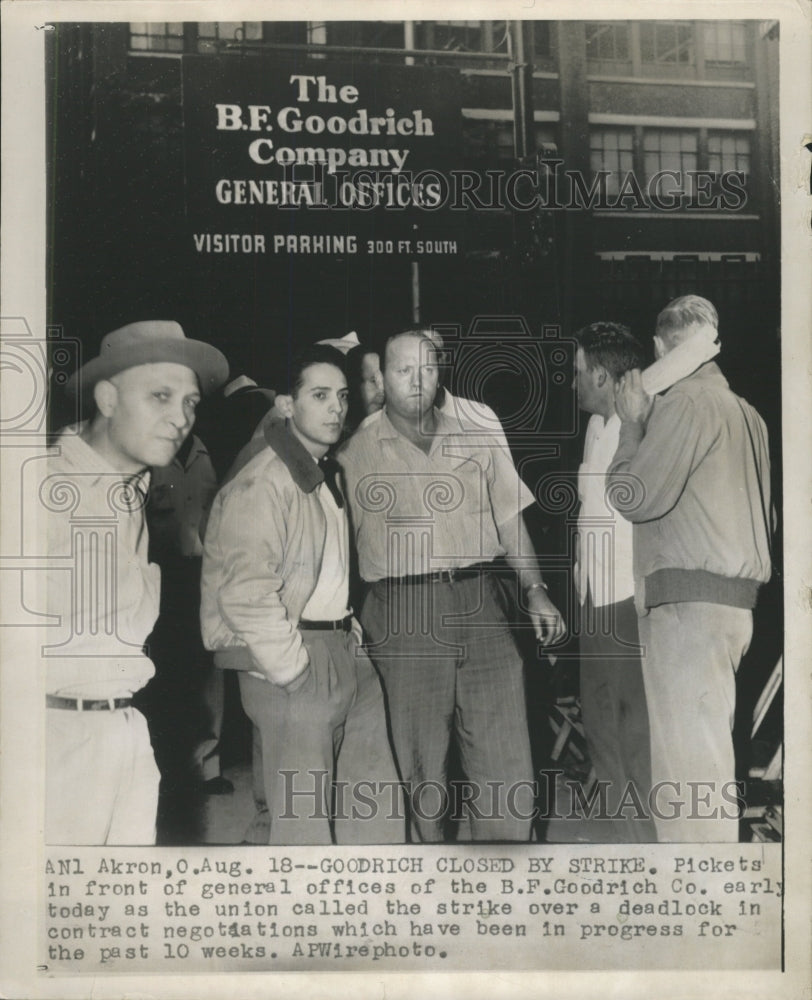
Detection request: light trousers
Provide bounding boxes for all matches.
[638,602,752,843]
[46,706,159,845]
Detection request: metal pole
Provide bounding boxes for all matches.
[411,262,421,324]
[508,21,537,263]
[226,40,511,62]
[509,21,535,162]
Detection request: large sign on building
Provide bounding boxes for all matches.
[182,55,464,259]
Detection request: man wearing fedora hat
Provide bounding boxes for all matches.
[44,320,228,844]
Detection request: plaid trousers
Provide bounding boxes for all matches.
[361,571,534,842]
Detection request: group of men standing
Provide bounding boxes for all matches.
[200,332,565,844]
[572,297,771,843]
[43,293,773,847]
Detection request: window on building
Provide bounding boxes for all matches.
[585,22,629,62]
[196,22,263,52]
[464,121,557,170]
[129,23,185,52]
[536,126,558,155]
[129,21,311,53]
[325,22,405,49]
[708,132,751,178]
[464,120,516,166]
[533,21,552,58]
[703,22,747,64]
[643,129,698,193]
[260,22,307,46]
[640,22,695,65]
[590,128,634,195]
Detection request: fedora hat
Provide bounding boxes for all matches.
[222,374,276,403]
[66,320,229,397]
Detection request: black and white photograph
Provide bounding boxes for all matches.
[1,2,809,997]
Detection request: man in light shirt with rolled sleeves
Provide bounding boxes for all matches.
[339,329,566,842]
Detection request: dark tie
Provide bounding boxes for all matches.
[319,455,344,509]
[127,473,150,550]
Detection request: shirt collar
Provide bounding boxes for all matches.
[54,422,152,493]
[172,432,202,469]
[696,359,726,384]
[377,406,459,443]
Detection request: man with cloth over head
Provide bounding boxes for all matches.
[608,295,772,842]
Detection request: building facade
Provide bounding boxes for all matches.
[48,19,779,418]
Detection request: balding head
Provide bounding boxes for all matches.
[381,329,438,373]
[654,295,719,356]
[382,331,440,422]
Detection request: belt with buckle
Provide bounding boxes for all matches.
[387,562,493,586]
[46,694,133,711]
[298,614,353,632]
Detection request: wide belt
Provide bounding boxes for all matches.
[47,694,133,711]
[385,562,494,586]
[299,614,353,632]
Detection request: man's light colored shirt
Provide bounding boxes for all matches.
[438,390,510,453]
[576,413,635,608]
[361,390,511,453]
[340,408,534,582]
[44,424,160,698]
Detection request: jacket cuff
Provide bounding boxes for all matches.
[213,647,253,672]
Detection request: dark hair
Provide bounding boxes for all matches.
[574,322,646,380]
[281,343,347,397]
[380,328,438,373]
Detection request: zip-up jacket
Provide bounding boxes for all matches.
[607,362,772,610]
[200,420,332,686]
